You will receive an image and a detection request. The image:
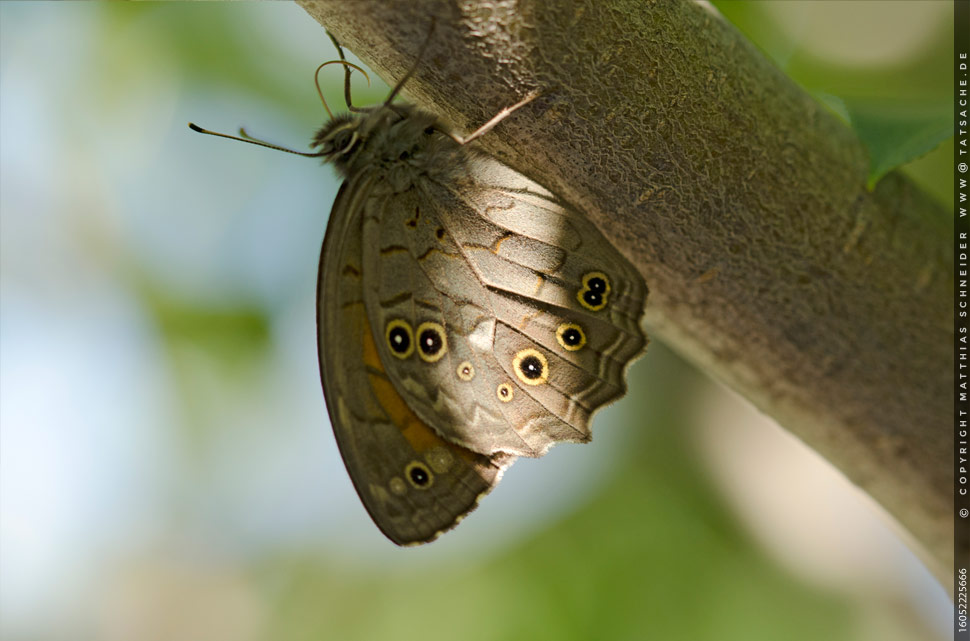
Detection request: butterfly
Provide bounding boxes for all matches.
[189,24,647,545]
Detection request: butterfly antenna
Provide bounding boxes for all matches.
[384,18,437,107]
[314,60,370,119]
[187,123,325,157]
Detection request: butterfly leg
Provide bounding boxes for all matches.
[451,92,540,146]
[326,31,366,113]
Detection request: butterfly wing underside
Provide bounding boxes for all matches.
[360,153,648,459]
[317,178,513,545]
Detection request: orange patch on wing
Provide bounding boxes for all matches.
[361,320,386,373]
[361,320,483,463]
[368,374,442,452]
[362,321,455,455]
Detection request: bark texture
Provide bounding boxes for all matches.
[297,0,952,583]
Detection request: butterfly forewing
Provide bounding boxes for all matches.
[317,177,513,545]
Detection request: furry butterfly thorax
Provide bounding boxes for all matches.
[190,32,648,546]
[314,106,463,187]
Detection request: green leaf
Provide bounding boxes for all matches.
[841,99,952,189]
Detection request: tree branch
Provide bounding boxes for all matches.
[297,0,952,584]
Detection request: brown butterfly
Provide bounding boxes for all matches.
[190,24,647,545]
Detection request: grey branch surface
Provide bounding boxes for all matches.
[298,0,952,582]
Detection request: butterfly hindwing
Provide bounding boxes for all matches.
[361,186,560,457]
[357,146,647,460]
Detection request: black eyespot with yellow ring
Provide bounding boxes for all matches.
[496,382,514,402]
[513,348,549,386]
[457,361,475,381]
[577,271,612,311]
[385,319,414,359]
[415,321,448,362]
[405,461,434,489]
[556,322,587,351]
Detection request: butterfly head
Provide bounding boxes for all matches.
[311,113,364,173]
[310,105,441,181]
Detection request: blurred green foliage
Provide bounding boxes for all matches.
[713,0,953,203]
[846,100,953,189]
[252,349,852,641]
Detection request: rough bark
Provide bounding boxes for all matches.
[296,0,953,584]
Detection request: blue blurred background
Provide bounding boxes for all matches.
[0,3,953,640]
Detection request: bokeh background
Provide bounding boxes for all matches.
[0,2,953,640]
